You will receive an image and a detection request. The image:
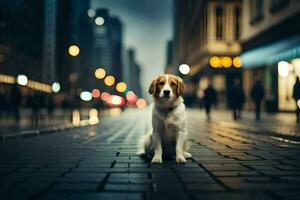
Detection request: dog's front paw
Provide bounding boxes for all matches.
[176,155,186,164]
[151,155,162,163]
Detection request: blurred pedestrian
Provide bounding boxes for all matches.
[292,76,300,123]
[228,78,245,120]
[28,91,41,127]
[203,83,217,121]
[10,84,22,124]
[250,80,265,121]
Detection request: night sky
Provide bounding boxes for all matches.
[91,0,173,95]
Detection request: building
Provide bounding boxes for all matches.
[0,0,44,81]
[92,9,124,93]
[126,49,142,97]
[174,0,242,107]
[165,40,174,74]
[240,0,300,111]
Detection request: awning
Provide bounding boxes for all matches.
[240,35,300,69]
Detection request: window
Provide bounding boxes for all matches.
[215,6,223,40]
[270,0,289,13]
[234,6,241,40]
[250,0,263,25]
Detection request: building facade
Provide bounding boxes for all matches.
[240,0,300,111]
[174,0,242,107]
[126,49,142,97]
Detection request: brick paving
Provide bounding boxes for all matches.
[0,108,300,200]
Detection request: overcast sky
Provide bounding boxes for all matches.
[91,0,173,96]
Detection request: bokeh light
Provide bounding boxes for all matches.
[89,108,99,125]
[17,74,28,86]
[52,82,60,93]
[136,98,147,108]
[278,61,290,77]
[179,64,190,75]
[221,56,232,68]
[116,82,127,92]
[101,92,110,101]
[126,91,137,103]
[209,56,221,68]
[104,75,115,86]
[233,57,242,68]
[108,95,124,106]
[95,68,106,79]
[95,17,105,26]
[87,9,95,18]
[68,45,80,57]
[92,89,100,98]
[80,91,92,101]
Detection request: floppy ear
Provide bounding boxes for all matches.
[176,76,184,96]
[148,79,157,95]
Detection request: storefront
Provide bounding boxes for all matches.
[241,35,300,112]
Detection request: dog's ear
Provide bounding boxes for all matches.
[176,76,184,96]
[148,79,157,95]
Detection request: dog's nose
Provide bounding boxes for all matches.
[163,90,170,96]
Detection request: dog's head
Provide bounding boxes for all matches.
[148,74,184,101]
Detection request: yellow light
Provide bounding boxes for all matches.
[95,68,106,79]
[0,74,15,84]
[68,45,80,57]
[221,56,232,68]
[233,57,242,68]
[116,82,127,92]
[209,56,221,68]
[104,75,115,86]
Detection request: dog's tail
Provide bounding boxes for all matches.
[137,131,153,158]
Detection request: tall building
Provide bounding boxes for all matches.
[174,0,242,107]
[240,0,300,112]
[0,0,44,81]
[165,40,174,74]
[92,8,124,93]
[127,49,142,97]
[42,0,57,83]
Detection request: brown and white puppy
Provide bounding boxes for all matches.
[142,74,192,163]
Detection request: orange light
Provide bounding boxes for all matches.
[221,56,232,68]
[101,92,110,101]
[209,56,221,68]
[104,75,115,86]
[95,68,106,79]
[136,98,147,108]
[116,82,127,92]
[92,89,100,98]
[233,57,242,68]
[126,91,137,103]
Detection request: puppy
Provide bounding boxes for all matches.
[142,74,192,163]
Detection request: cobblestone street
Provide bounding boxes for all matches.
[0,108,300,200]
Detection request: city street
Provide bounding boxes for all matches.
[0,108,300,200]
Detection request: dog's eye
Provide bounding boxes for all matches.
[171,82,176,86]
[159,82,165,86]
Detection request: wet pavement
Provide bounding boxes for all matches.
[0,108,300,200]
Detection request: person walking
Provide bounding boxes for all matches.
[228,78,245,120]
[250,80,265,121]
[292,76,300,123]
[203,83,217,121]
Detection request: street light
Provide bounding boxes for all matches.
[52,82,60,93]
[179,64,190,75]
[233,57,242,68]
[17,74,28,86]
[221,56,232,68]
[95,17,105,26]
[68,45,80,57]
[210,56,221,68]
